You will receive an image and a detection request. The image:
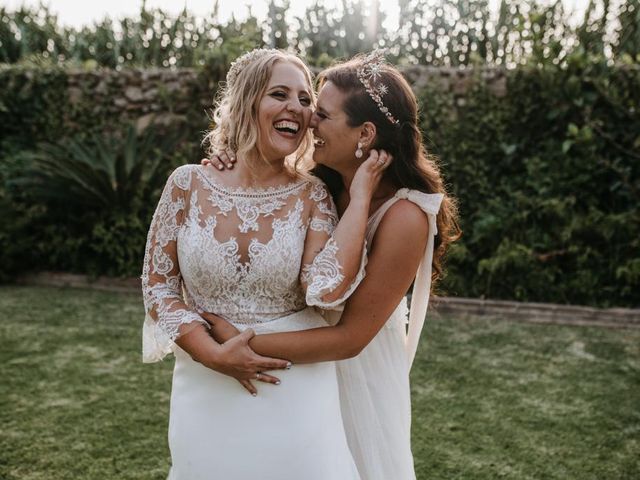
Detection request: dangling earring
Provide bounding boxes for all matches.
[355,142,363,159]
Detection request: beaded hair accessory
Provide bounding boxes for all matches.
[226,48,281,87]
[356,50,400,125]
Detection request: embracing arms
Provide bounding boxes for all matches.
[204,199,430,363]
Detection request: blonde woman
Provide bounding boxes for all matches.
[141,49,391,479]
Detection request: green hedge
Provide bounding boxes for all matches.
[0,63,223,279]
[1,59,638,307]
[422,58,640,307]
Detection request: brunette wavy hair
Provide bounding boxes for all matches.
[314,54,461,288]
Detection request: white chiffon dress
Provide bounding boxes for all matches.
[328,188,443,480]
[141,164,364,480]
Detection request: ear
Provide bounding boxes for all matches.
[358,121,377,148]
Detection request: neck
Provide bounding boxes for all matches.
[234,154,288,186]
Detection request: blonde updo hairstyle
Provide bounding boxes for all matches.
[203,49,315,171]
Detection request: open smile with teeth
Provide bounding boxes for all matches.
[314,136,326,147]
[274,120,300,136]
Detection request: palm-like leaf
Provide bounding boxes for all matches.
[12,124,180,216]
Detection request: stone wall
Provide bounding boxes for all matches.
[64,65,508,133]
[400,65,507,97]
[66,68,214,133]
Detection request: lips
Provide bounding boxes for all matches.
[313,135,326,147]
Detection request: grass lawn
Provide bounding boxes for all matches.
[1,286,638,479]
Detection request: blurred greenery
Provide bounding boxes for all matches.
[0,0,638,307]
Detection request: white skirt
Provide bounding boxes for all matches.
[329,300,416,480]
[167,307,360,480]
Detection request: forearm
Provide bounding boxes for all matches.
[320,197,369,302]
[249,324,360,364]
[174,323,222,368]
[201,314,241,344]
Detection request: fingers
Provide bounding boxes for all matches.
[200,312,216,324]
[375,149,393,169]
[365,149,379,164]
[202,153,235,170]
[239,379,257,396]
[363,149,393,167]
[221,150,236,169]
[201,151,236,170]
[200,155,225,170]
[254,371,281,385]
[256,355,292,371]
[213,154,226,170]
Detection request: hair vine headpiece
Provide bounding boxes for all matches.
[356,49,399,125]
[226,48,281,88]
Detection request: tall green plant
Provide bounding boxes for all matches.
[4,125,190,277]
[13,125,175,215]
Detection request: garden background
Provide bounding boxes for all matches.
[0,0,639,478]
[1,0,638,307]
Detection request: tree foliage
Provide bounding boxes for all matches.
[1,0,637,67]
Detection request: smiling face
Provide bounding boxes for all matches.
[310,81,364,174]
[256,60,313,163]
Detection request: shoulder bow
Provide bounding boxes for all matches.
[394,188,444,367]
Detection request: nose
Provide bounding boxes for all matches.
[286,98,304,115]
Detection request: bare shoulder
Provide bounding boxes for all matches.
[372,199,429,254]
[379,199,429,236]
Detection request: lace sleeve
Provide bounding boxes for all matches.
[300,182,368,309]
[141,166,209,363]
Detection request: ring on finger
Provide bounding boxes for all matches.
[255,372,262,380]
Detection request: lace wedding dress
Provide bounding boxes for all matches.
[327,188,443,480]
[141,165,362,480]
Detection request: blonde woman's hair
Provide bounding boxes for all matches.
[203,49,315,172]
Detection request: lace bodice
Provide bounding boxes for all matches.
[141,164,362,362]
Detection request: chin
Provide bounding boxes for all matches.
[266,144,298,161]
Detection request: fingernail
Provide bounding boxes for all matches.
[286,362,292,369]
[227,163,233,168]
[275,381,281,385]
[252,392,257,397]
[217,165,223,170]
